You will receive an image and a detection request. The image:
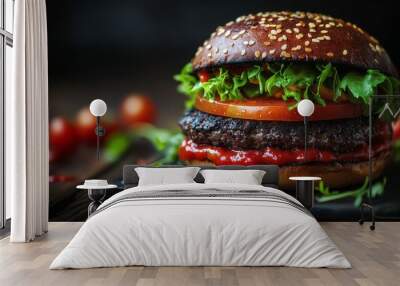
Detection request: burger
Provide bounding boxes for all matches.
[174,11,399,189]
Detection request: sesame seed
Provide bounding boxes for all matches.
[271,29,278,35]
[304,40,310,46]
[293,28,300,33]
[308,22,316,28]
[291,45,301,51]
[326,52,334,57]
[241,49,246,55]
[324,35,331,40]
[321,30,328,34]
[223,49,228,54]
[342,49,348,55]
[255,50,261,58]
[309,28,316,33]
[281,44,287,50]
[268,35,277,40]
[236,16,245,22]
[263,41,271,46]
[226,21,234,26]
[307,33,312,38]
[244,41,249,45]
[369,43,376,51]
[311,38,320,43]
[262,51,267,58]
[207,52,212,58]
[305,47,312,53]
[249,40,255,46]
[206,44,212,50]
[232,34,240,40]
[217,28,225,36]
[239,29,246,35]
[281,51,291,58]
[296,33,304,39]
[224,30,231,37]
[269,49,276,54]
[278,35,287,42]
[286,29,292,33]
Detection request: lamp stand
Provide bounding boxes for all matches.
[304,116,308,163]
[95,116,105,160]
[359,97,375,231]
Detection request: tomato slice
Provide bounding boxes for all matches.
[194,96,364,121]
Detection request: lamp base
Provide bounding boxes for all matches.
[87,189,107,216]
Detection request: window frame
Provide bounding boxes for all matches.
[0,0,13,230]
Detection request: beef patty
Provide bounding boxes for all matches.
[179,109,391,154]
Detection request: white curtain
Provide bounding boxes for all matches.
[7,0,49,242]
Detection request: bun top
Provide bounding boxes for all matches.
[192,11,397,77]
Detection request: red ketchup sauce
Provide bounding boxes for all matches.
[179,139,391,166]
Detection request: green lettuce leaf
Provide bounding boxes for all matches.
[174,62,399,110]
[173,63,198,108]
[339,70,387,104]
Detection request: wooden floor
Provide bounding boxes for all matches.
[0,222,399,286]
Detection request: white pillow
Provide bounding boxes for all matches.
[135,167,200,186]
[200,169,266,185]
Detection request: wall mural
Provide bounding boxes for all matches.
[47,1,400,222]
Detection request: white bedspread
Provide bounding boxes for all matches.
[50,183,350,269]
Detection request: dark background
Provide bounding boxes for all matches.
[46,0,399,127]
[46,0,400,221]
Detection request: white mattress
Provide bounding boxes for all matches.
[50,183,350,269]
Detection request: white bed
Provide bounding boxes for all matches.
[50,183,350,269]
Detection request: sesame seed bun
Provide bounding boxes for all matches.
[192,11,398,77]
[185,150,391,190]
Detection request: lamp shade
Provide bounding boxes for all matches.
[297,99,315,117]
[89,99,107,117]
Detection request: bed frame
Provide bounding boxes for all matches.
[122,165,280,189]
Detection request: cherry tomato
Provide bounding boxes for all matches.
[49,117,76,157]
[75,107,97,145]
[194,96,363,122]
[49,175,76,183]
[120,94,156,126]
[393,118,400,141]
[198,70,209,83]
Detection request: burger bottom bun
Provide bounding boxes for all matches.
[185,151,391,190]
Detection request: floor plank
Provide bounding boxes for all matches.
[0,222,399,286]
